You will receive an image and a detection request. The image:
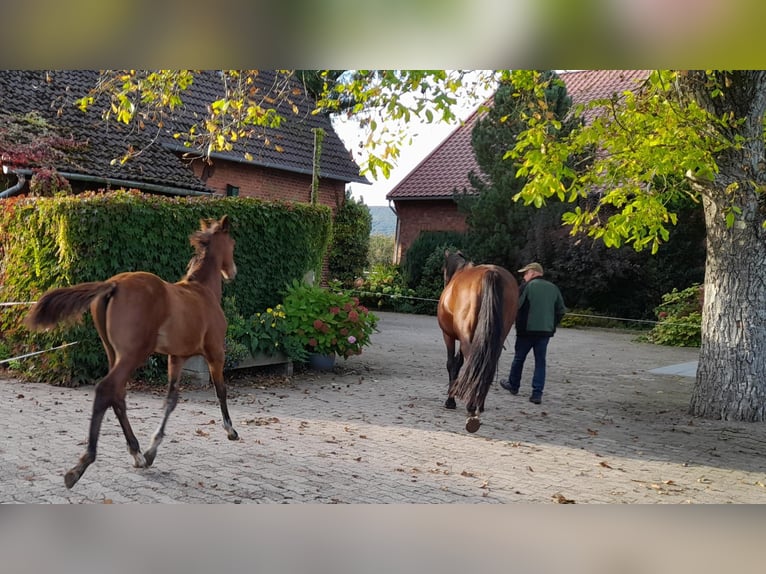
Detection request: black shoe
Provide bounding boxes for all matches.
[529,393,542,405]
[499,378,519,395]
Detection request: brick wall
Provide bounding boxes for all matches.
[188,157,346,213]
[393,199,467,263]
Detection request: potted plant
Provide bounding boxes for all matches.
[281,280,378,369]
[222,297,303,371]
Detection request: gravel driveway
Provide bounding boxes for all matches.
[1,311,765,503]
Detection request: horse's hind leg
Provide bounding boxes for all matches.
[443,334,462,409]
[91,295,116,368]
[65,362,142,488]
[206,353,238,440]
[144,355,185,467]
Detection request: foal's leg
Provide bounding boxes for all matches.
[206,353,238,440]
[144,355,185,467]
[64,361,143,488]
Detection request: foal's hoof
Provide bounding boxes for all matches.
[465,416,481,433]
[143,450,156,468]
[64,469,81,490]
[445,397,457,410]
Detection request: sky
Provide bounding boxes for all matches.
[331,77,495,207]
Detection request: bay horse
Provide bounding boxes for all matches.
[25,215,238,489]
[437,250,518,433]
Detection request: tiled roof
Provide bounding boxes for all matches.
[0,70,211,193]
[385,106,487,201]
[387,70,651,201]
[162,71,367,185]
[0,70,367,195]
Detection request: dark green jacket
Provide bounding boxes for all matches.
[515,277,566,337]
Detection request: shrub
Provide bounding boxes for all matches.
[401,230,467,289]
[329,192,372,286]
[353,264,419,313]
[29,168,72,197]
[644,284,702,347]
[0,190,332,385]
[281,280,378,359]
[367,234,395,268]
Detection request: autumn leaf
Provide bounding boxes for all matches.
[552,493,576,504]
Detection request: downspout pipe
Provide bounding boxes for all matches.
[0,171,27,199]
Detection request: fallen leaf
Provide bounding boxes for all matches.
[242,416,280,426]
[195,429,209,437]
[553,493,576,504]
[461,470,476,478]
[587,428,598,436]
[599,461,612,469]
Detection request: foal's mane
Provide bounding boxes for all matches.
[184,219,224,281]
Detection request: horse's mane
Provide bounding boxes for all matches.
[444,250,472,284]
[184,219,222,280]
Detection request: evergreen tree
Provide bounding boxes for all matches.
[328,191,372,285]
[458,71,576,271]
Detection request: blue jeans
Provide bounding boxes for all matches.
[508,335,550,396]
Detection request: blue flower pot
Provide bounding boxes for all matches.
[307,352,336,371]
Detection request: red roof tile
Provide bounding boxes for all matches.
[387,70,650,201]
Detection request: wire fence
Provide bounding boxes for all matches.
[0,290,701,365]
[348,289,703,329]
[0,300,81,365]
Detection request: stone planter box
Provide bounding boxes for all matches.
[182,351,293,385]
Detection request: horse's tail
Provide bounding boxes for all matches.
[24,281,116,331]
[451,269,506,406]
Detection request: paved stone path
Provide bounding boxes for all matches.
[2,311,765,503]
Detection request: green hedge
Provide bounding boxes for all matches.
[0,190,332,385]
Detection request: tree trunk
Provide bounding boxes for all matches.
[683,71,766,421]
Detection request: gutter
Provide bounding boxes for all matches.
[0,168,211,199]
[163,143,370,186]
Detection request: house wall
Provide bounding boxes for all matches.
[393,199,468,263]
[189,157,346,213]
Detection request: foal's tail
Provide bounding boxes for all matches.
[25,282,116,331]
[451,269,506,406]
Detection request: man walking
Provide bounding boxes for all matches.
[500,262,566,405]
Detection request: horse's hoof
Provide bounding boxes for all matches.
[465,417,481,433]
[64,469,80,489]
[445,397,457,410]
[227,429,239,441]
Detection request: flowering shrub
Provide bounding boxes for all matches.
[281,280,378,359]
[645,284,702,347]
[222,283,379,368]
[223,297,306,367]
